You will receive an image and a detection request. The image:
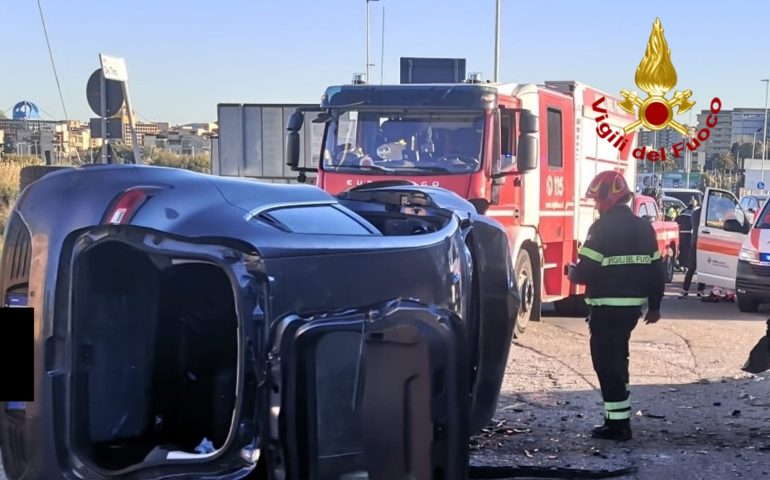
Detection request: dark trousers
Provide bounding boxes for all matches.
[682,247,706,292]
[588,306,641,421]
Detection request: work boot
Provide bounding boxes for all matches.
[591,419,632,441]
[678,290,689,299]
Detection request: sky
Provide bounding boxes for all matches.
[3,0,770,125]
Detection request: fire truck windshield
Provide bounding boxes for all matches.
[322,110,484,175]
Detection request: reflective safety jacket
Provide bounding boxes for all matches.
[572,204,666,310]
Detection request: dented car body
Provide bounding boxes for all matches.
[0,165,519,479]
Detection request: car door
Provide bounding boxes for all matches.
[696,188,750,290]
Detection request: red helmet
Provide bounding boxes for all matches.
[586,170,632,214]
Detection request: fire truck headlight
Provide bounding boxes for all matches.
[740,247,759,263]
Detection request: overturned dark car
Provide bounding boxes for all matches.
[0,164,519,480]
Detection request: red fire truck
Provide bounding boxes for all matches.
[284,75,643,336]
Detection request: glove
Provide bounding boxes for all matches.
[566,263,578,283]
[644,309,661,324]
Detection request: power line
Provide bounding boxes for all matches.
[36,0,82,164]
[35,0,69,121]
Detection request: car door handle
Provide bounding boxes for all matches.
[702,229,711,234]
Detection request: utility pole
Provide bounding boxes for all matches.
[494,0,501,82]
[366,0,370,82]
[762,78,769,182]
[365,0,379,82]
[380,5,385,84]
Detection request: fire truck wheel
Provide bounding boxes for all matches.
[514,249,540,337]
[663,256,675,283]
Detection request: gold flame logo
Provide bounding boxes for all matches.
[619,17,695,136]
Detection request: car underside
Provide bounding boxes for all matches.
[0,165,519,480]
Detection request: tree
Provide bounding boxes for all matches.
[0,110,6,119]
[660,148,677,171]
[716,153,737,172]
[141,145,158,162]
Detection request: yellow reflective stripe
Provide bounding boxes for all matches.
[579,246,604,263]
[585,297,647,306]
[605,399,631,410]
[607,410,631,420]
[601,254,653,266]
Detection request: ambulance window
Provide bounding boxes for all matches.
[547,108,563,167]
[705,191,740,229]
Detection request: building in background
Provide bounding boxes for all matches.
[695,107,770,162]
[143,124,213,155]
[1,100,95,162]
[637,127,686,149]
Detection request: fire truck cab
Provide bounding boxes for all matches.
[286,75,638,335]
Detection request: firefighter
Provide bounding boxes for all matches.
[566,171,665,441]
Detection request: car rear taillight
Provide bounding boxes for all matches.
[102,187,158,225]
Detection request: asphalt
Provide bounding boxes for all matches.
[471,273,770,479]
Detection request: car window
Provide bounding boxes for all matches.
[647,201,659,218]
[260,205,374,235]
[638,203,649,218]
[754,197,770,229]
[740,197,749,209]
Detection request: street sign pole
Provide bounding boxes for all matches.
[100,72,107,163]
[99,54,142,165]
[122,82,142,164]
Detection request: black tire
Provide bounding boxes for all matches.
[664,256,675,283]
[514,249,540,337]
[553,294,590,317]
[737,294,760,313]
[19,165,72,191]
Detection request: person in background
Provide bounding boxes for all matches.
[678,203,707,298]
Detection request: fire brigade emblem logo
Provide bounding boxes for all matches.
[618,17,695,136]
[591,17,720,162]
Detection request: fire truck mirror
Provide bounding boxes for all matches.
[286,110,305,132]
[519,110,539,134]
[286,131,300,169]
[517,134,538,172]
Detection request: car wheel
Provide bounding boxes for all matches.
[514,249,540,337]
[737,294,760,313]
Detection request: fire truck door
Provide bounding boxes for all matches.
[539,94,576,297]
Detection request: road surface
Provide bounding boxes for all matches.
[471,274,770,479]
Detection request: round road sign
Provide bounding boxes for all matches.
[758,181,766,190]
[86,68,124,117]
